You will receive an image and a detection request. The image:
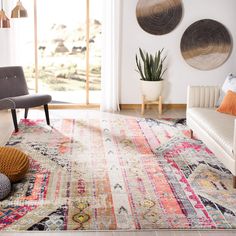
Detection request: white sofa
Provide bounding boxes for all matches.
[186,86,236,187]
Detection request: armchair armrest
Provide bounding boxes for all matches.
[0,98,15,110]
[187,86,220,109]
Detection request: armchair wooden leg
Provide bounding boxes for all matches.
[24,108,29,119]
[233,176,236,188]
[11,109,18,132]
[44,104,50,126]
[190,129,193,139]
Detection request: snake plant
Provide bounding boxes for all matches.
[136,48,167,81]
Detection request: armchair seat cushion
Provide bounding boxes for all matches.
[0,94,52,109]
[187,107,235,156]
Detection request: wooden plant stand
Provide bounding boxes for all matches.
[141,95,162,115]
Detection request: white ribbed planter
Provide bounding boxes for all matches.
[140,80,163,101]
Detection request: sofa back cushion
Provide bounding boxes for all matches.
[217,73,236,106]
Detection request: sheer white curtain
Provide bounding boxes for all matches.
[100,0,121,112]
[0,0,33,67]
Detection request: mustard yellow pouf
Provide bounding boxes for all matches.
[0,147,29,183]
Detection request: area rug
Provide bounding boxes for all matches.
[0,116,236,231]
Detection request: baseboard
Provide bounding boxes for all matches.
[120,104,186,110]
[163,104,187,110]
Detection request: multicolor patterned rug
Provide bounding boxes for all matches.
[1,116,236,231]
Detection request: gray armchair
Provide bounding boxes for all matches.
[0,66,52,132]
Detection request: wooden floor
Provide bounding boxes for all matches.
[0,108,235,236]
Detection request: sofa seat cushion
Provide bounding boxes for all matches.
[187,108,235,156]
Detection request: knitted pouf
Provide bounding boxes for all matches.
[0,173,11,200]
[0,147,29,183]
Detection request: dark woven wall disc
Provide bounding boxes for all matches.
[181,19,232,70]
[136,0,183,35]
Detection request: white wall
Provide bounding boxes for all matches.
[120,0,236,104]
[0,31,11,66]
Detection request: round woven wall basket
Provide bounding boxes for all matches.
[181,19,232,70]
[136,0,183,35]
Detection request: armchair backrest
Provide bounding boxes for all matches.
[0,66,29,99]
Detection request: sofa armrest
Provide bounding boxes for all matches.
[234,120,236,160]
[187,86,220,109]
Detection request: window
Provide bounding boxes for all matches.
[15,0,102,105]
